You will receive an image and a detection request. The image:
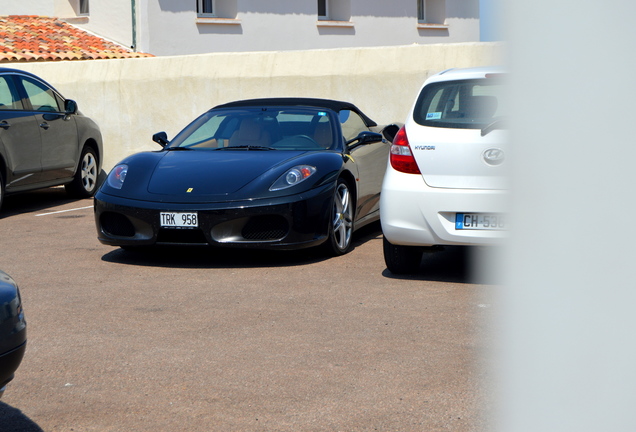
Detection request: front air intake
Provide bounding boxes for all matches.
[241,215,288,240]
[100,212,135,237]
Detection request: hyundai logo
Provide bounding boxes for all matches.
[482,148,505,166]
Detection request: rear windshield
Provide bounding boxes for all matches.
[413,77,505,129]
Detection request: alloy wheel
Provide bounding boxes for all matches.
[331,182,353,252]
[81,151,98,193]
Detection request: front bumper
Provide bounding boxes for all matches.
[380,168,508,247]
[0,341,27,399]
[94,184,334,250]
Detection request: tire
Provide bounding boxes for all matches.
[65,146,99,198]
[383,236,423,274]
[324,177,354,256]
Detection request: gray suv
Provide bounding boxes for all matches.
[0,68,103,210]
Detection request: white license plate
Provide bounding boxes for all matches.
[455,213,505,230]
[160,212,198,228]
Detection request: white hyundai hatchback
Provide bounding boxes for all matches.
[381,67,507,274]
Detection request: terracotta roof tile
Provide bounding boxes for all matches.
[0,15,153,62]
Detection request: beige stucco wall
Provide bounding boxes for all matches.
[11,42,502,172]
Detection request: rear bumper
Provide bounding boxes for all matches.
[380,168,508,247]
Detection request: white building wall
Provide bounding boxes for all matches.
[142,0,479,56]
[73,0,134,49]
[0,0,480,56]
[0,0,75,17]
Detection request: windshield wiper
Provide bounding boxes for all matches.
[481,119,507,136]
[215,145,277,151]
[165,146,193,151]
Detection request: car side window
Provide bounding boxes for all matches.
[0,76,23,110]
[339,110,368,142]
[21,77,63,112]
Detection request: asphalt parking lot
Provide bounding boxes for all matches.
[0,187,494,432]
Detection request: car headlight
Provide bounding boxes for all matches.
[270,165,317,191]
[107,164,128,189]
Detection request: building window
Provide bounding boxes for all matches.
[79,0,89,15]
[417,0,425,21]
[196,0,239,22]
[417,0,446,25]
[318,0,328,19]
[317,0,351,22]
[197,0,215,16]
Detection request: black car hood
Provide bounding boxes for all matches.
[147,150,298,197]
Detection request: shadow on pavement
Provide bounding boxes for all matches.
[100,221,383,270]
[0,402,43,432]
[381,245,502,285]
[0,170,107,218]
[0,187,87,218]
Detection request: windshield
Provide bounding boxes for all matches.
[168,107,339,151]
[413,77,506,129]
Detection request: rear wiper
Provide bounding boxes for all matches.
[481,119,507,136]
[215,145,277,151]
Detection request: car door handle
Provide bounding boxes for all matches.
[39,122,50,130]
[0,121,10,130]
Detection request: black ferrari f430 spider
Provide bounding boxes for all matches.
[94,98,398,255]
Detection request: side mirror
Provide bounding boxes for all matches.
[65,99,78,115]
[381,124,401,143]
[152,131,169,147]
[346,131,383,147]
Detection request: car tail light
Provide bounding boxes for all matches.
[389,126,421,174]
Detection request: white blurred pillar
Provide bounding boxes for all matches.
[500,1,636,431]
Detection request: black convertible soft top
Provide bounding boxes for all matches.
[214,97,377,127]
